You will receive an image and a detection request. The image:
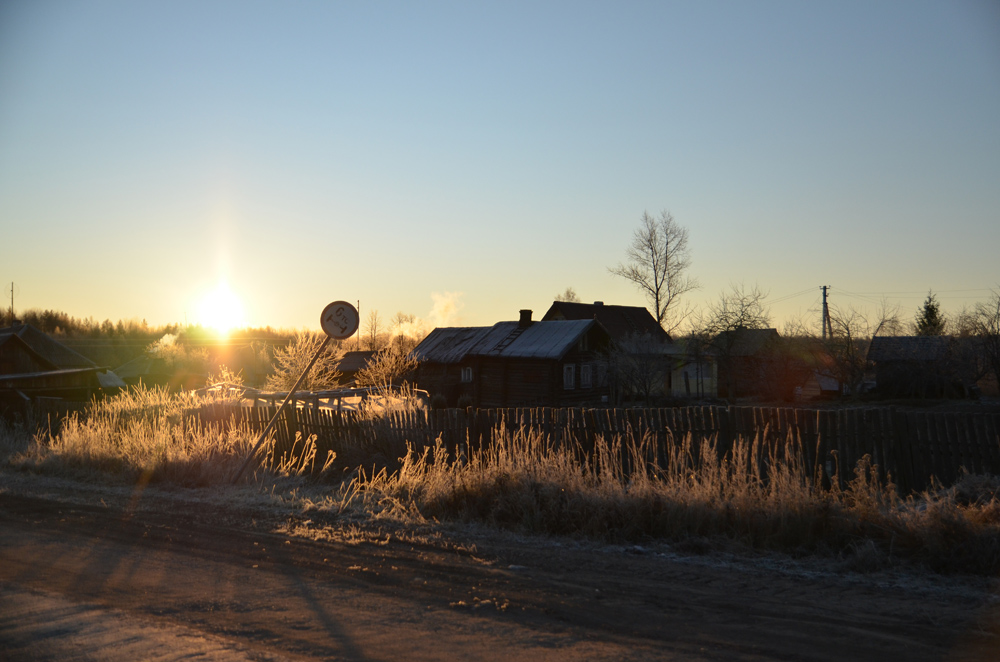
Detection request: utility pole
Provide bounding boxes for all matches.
[820,285,833,340]
[7,281,14,327]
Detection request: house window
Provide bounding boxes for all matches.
[563,364,575,390]
[461,366,473,383]
[580,364,593,388]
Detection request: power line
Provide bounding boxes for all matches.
[768,287,817,304]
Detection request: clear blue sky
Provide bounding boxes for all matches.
[2,0,998,334]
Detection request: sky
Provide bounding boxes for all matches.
[1,0,998,337]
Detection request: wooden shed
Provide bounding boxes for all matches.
[0,323,124,405]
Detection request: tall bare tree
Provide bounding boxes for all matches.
[363,309,384,351]
[609,210,698,334]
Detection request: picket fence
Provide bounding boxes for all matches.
[195,403,1000,494]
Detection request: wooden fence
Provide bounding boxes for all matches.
[195,404,1000,493]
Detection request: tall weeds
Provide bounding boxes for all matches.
[347,426,1000,574]
[7,386,333,486]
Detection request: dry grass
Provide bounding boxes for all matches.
[5,388,999,574]
[5,386,334,487]
[338,426,1000,574]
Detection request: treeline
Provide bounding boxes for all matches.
[13,308,297,373]
[13,307,427,386]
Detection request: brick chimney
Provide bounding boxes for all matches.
[518,309,533,328]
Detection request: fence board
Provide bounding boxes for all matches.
[190,402,1000,491]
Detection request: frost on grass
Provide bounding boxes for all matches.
[6,385,334,489]
[6,388,1000,574]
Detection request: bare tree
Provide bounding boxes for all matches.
[355,345,419,389]
[363,309,385,351]
[609,210,698,334]
[971,289,1000,389]
[700,283,771,336]
[696,283,773,399]
[825,300,901,397]
[606,333,671,406]
[554,287,581,303]
[265,332,343,392]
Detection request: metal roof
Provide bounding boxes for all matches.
[414,320,598,363]
[412,327,495,364]
[1,323,101,369]
[1,323,125,388]
[473,320,595,360]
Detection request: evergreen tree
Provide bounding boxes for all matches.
[914,291,947,336]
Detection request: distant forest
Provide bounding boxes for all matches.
[13,308,297,376]
[10,308,422,386]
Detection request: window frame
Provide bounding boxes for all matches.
[563,363,575,390]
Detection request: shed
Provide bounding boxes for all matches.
[868,336,971,397]
[0,323,124,403]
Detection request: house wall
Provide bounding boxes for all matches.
[475,352,609,408]
[670,359,718,398]
[414,362,476,406]
[0,370,101,399]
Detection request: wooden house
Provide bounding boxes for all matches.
[0,323,124,405]
[333,350,377,386]
[710,328,782,399]
[542,300,670,342]
[413,310,612,407]
[867,336,979,398]
[663,338,718,398]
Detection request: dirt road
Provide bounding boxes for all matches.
[1,477,998,661]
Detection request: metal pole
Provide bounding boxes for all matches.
[821,285,831,340]
[231,335,332,483]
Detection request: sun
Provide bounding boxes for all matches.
[197,281,245,335]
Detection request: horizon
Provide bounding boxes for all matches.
[2,2,998,334]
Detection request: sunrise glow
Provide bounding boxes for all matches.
[196,282,245,335]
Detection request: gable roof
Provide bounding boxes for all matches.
[0,323,126,389]
[868,336,951,362]
[336,350,377,374]
[542,301,669,341]
[413,327,496,364]
[0,323,98,370]
[0,332,58,371]
[471,319,596,360]
[414,319,602,364]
